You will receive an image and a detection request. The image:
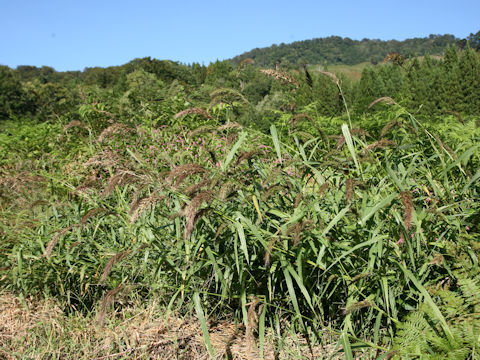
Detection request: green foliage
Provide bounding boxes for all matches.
[1,99,479,356]
[0,120,61,163]
[232,34,458,68]
[295,71,343,116]
[1,40,480,358]
[394,269,480,359]
[205,60,236,87]
[0,65,32,119]
[466,30,480,51]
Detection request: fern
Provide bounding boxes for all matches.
[394,269,480,359]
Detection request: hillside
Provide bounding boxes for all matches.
[1,27,480,358]
[231,34,459,67]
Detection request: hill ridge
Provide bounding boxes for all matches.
[230,34,459,67]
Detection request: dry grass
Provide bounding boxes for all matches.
[287,113,315,128]
[129,192,166,223]
[363,139,397,154]
[183,190,214,239]
[380,119,403,138]
[63,120,89,132]
[342,300,373,315]
[0,292,344,360]
[217,122,242,132]
[260,69,300,87]
[345,179,355,204]
[84,149,124,169]
[236,150,264,165]
[103,170,145,197]
[81,208,109,224]
[209,89,249,108]
[400,191,413,233]
[434,133,458,160]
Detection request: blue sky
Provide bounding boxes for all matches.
[1,0,478,71]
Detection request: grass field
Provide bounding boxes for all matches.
[309,62,370,80]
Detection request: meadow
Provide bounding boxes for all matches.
[0,53,479,359]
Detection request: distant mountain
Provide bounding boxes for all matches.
[230,34,459,67]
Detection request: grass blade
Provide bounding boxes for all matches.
[235,220,249,265]
[462,168,480,194]
[341,332,354,360]
[342,124,360,174]
[259,303,267,360]
[223,131,247,171]
[193,292,215,357]
[270,124,282,164]
[396,262,454,342]
[360,193,397,226]
[322,205,351,237]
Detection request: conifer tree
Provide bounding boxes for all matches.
[458,45,480,113]
[354,66,386,112]
[442,45,462,112]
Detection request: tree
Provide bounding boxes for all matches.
[442,46,462,111]
[466,30,480,51]
[205,60,235,87]
[0,65,27,119]
[458,45,480,113]
[354,66,387,113]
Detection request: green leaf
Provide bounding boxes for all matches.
[223,131,247,171]
[322,205,351,237]
[193,293,215,357]
[323,238,377,274]
[281,258,301,318]
[342,124,360,174]
[462,168,480,194]
[235,220,249,265]
[270,124,282,164]
[259,303,267,360]
[360,193,397,226]
[341,332,354,360]
[396,262,454,342]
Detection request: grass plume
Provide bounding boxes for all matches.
[174,107,213,120]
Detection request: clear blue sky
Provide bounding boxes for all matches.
[1,0,478,71]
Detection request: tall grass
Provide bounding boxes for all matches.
[0,101,479,357]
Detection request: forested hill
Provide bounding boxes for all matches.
[230,34,459,67]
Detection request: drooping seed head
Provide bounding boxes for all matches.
[100,250,132,283]
[368,96,397,109]
[174,107,213,120]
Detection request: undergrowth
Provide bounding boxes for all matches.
[0,92,479,358]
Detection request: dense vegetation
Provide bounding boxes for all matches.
[231,33,475,68]
[1,39,479,358]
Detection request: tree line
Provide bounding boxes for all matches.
[231,33,460,68]
[1,40,479,131]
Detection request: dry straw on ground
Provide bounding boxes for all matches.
[0,292,345,359]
